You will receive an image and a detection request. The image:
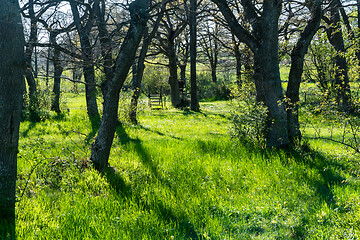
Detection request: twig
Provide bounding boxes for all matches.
[307,136,360,154]
[17,157,53,203]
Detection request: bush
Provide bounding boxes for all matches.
[142,64,169,95]
[196,71,232,101]
[22,87,53,122]
[230,81,268,148]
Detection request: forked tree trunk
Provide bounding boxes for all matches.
[70,0,100,123]
[0,0,24,234]
[129,2,166,123]
[91,0,149,172]
[213,0,321,147]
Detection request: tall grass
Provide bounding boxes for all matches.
[12,96,360,239]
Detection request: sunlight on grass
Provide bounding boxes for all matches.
[14,95,360,239]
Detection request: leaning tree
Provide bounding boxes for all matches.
[90,0,151,172]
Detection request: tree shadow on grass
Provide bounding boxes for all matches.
[182,108,231,120]
[84,116,100,144]
[283,146,347,209]
[107,122,200,239]
[21,121,37,138]
[138,124,182,140]
[0,218,15,240]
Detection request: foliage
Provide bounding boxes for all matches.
[142,63,169,95]
[301,88,360,155]
[117,90,148,123]
[304,31,336,94]
[230,81,268,148]
[196,71,232,101]
[22,86,53,122]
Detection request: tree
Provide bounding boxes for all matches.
[152,1,187,107]
[24,0,38,116]
[189,0,200,111]
[324,0,352,113]
[212,0,322,147]
[129,0,168,124]
[90,0,150,172]
[0,0,25,235]
[50,31,64,113]
[70,0,100,124]
[286,0,322,141]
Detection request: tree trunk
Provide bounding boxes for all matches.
[91,0,149,172]
[51,35,63,114]
[286,0,322,142]
[25,0,38,109]
[46,46,51,88]
[190,0,199,111]
[129,4,165,123]
[0,0,24,235]
[327,1,352,113]
[168,40,182,107]
[210,61,217,83]
[233,38,242,88]
[94,0,114,99]
[179,63,187,96]
[253,0,289,147]
[83,65,100,123]
[70,0,100,123]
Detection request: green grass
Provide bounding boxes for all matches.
[11,94,360,239]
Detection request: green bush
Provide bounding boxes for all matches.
[22,87,53,122]
[230,81,268,148]
[196,71,232,101]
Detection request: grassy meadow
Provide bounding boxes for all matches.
[11,92,360,239]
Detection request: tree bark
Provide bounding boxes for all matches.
[254,0,289,147]
[190,0,199,111]
[168,39,182,107]
[179,64,187,89]
[232,35,242,88]
[210,61,217,83]
[286,0,322,142]
[50,33,63,114]
[0,0,24,234]
[90,0,149,172]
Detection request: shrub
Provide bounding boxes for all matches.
[196,71,232,101]
[22,87,53,122]
[230,81,268,148]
